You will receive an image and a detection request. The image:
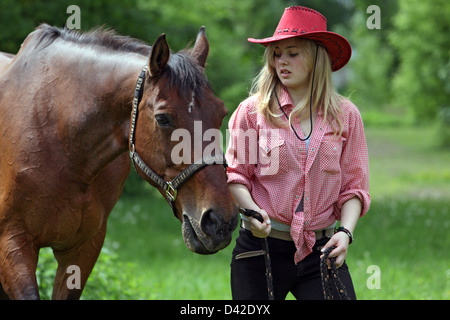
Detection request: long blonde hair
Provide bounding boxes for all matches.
[250,38,343,136]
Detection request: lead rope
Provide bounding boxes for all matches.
[241,209,350,300]
[239,208,274,300]
[320,246,350,300]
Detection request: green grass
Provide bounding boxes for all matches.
[101,196,449,300]
[37,125,450,300]
[365,126,450,199]
[104,196,236,299]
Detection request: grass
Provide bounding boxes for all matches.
[37,125,450,300]
[365,126,450,200]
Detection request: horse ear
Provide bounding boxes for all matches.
[148,34,170,77]
[191,26,209,68]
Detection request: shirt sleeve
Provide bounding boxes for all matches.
[334,103,371,219]
[225,99,258,192]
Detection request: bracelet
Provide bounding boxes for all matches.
[335,226,353,244]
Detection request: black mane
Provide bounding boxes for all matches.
[34,24,210,99]
[164,52,211,99]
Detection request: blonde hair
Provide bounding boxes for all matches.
[249,38,343,136]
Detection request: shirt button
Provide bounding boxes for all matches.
[305,197,309,201]
[300,148,303,151]
[295,195,299,199]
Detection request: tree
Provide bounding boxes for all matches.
[389,0,450,122]
[347,0,399,111]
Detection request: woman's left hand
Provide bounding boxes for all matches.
[321,232,350,268]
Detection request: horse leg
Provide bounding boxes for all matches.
[0,232,40,299]
[51,222,107,300]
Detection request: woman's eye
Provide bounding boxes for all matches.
[155,114,173,127]
[289,53,298,57]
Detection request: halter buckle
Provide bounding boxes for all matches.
[165,182,177,202]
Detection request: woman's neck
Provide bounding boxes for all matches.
[286,84,309,106]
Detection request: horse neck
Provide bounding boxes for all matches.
[47,45,147,182]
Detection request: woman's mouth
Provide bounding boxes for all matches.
[280,69,290,78]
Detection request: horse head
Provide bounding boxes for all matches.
[130,28,238,254]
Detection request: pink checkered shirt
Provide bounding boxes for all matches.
[226,87,370,263]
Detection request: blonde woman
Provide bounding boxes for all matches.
[226,6,370,300]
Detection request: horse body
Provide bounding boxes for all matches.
[0,25,237,299]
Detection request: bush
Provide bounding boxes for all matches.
[37,241,147,300]
[438,107,450,148]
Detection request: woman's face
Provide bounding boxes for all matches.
[273,38,310,93]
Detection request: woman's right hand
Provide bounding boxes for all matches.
[248,209,271,238]
[228,184,271,238]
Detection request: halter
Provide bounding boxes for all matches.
[129,66,226,213]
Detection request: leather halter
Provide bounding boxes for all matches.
[129,66,226,212]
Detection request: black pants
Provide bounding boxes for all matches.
[230,229,357,300]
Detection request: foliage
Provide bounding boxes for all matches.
[389,0,450,122]
[37,241,146,300]
[438,107,450,148]
[347,0,399,110]
[347,0,449,130]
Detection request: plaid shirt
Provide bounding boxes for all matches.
[226,87,370,263]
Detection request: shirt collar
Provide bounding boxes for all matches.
[278,86,293,109]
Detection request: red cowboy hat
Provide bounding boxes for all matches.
[248,6,351,72]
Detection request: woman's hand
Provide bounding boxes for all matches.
[321,231,350,268]
[322,197,361,268]
[228,184,272,238]
[248,209,271,238]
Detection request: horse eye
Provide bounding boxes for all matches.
[155,113,173,127]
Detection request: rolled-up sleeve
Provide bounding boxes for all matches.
[334,104,371,219]
[225,99,258,192]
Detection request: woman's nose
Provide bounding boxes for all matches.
[279,53,287,65]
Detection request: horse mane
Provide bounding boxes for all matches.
[164,52,211,98]
[33,24,211,99]
[34,24,151,55]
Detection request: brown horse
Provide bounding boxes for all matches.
[0,24,238,299]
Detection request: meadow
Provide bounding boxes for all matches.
[37,125,449,300]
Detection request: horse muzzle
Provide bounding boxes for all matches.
[182,207,238,254]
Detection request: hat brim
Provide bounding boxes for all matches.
[248,31,351,72]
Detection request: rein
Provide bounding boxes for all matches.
[129,66,226,213]
[239,208,274,300]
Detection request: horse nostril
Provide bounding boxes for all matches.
[200,209,222,236]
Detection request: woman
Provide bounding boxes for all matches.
[226,6,370,300]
